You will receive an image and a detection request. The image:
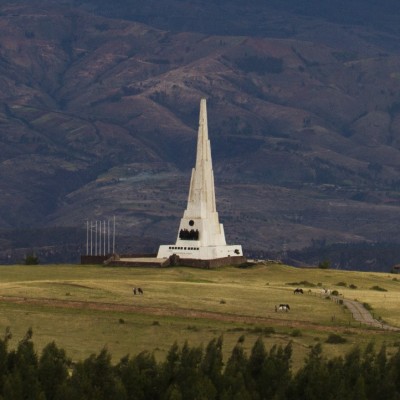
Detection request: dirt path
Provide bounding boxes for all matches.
[338,297,400,331]
[0,294,393,334]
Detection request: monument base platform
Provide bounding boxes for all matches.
[104,254,247,269]
[157,244,243,260]
[166,254,247,269]
[107,257,167,267]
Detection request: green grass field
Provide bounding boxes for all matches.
[0,263,399,369]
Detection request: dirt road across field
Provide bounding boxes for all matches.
[0,294,398,334]
[337,297,400,331]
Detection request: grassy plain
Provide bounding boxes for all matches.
[0,263,399,369]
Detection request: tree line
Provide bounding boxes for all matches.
[1,328,400,399]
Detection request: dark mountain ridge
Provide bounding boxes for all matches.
[0,0,400,269]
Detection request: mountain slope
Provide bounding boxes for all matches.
[0,1,400,268]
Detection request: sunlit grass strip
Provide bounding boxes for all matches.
[0,263,399,368]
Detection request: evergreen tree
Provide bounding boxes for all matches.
[38,342,70,400]
[381,345,400,399]
[221,340,251,400]
[116,351,160,400]
[201,336,224,395]
[160,341,181,397]
[4,329,400,400]
[248,337,266,379]
[289,343,330,400]
[259,342,293,399]
[373,342,398,399]
[177,342,216,400]
[247,337,266,399]
[67,348,126,400]
[160,341,216,400]
[163,384,182,400]
[342,346,365,399]
[359,342,379,399]
[2,372,24,400]
[0,334,9,394]
[352,376,367,400]
[325,357,347,400]
[5,329,44,400]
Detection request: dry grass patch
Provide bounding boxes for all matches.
[0,263,399,367]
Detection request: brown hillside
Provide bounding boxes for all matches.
[0,1,400,267]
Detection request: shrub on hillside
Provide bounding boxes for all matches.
[24,254,39,265]
[286,280,316,287]
[363,302,373,311]
[186,325,199,331]
[249,327,275,336]
[349,284,357,289]
[326,333,347,344]
[318,260,331,269]
[370,285,387,292]
[237,262,257,269]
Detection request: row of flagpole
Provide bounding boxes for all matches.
[86,217,115,256]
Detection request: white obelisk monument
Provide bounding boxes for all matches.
[157,98,243,260]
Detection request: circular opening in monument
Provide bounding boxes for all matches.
[189,220,194,226]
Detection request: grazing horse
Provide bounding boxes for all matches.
[133,287,144,295]
[277,304,290,312]
[294,288,303,294]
